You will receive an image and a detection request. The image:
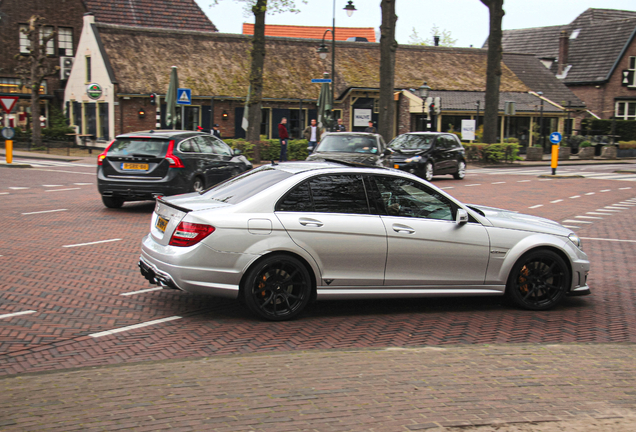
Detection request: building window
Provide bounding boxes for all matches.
[86,56,91,82]
[58,27,73,57]
[41,26,55,56]
[19,25,30,54]
[616,101,636,120]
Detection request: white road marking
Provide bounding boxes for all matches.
[585,192,595,195]
[598,209,621,212]
[0,310,36,319]
[74,182,94,185]
[0,192,9,195]
[529,204,543,209]
[32,169,94,175]
[538,178,552,181]
[62,238,121,248]
[619,187,632,190]
[22,208,68,215]
[8,187,29,190]
[89,316,182,338]
[120,287,164,296]
[562,219,592,224]
[601,189,611,192]
[42,184,63,187]
[570,195,581,199]
[517,180,531,183]
[576,216,603,219]
[550,199,563,203]
[587,212,613,216]
[613,203,635,207]
[466,184,481,187]
[45,187,81,192]
[562,225,580,229]
[604,207,625,210]
[491,182,506,185]
[440,187,454,190]
[581,237,636,244]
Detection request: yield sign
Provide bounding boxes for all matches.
[0,96,19,114]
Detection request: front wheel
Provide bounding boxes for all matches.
[102,196,124,208]
[506,250,570,310]
[453,160,466,180]
[243,255,312,321]
[423,162,434,182]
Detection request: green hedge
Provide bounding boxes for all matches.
[224,139,309,162]
[462,142,520,164]
[580,119,636,141]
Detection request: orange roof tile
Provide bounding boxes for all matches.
[242,23,375,42]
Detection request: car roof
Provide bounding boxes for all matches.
[259,160,391,175]
[115,130,204,140]
[322,132,380,137]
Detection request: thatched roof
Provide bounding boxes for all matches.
[97,24,530,100]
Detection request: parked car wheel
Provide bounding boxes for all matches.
[453,161,466,180]
[506,250,569,310]
[102,196,124,209]
[243,254,312,321]
[191,176,204,193]
[424,162,434,182]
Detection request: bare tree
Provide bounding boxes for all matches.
[480,0,505,144]
[14,16,59,148]
[408,25,457,47]
[378,0,398,143]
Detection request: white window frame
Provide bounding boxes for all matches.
[40,26,55,56]
[19,25,30,54]
[615,101,636,120]
[58,27,73,57]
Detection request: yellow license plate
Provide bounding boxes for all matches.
[156,216,169,232]
[122,163,149,170]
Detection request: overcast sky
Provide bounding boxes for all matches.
[197,0,636,48]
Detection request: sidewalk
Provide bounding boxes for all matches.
[1,343,636,431]
[0,149,97,165]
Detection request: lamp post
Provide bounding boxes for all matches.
[537,91,544,151]
[418,81,431,131]
[475,100,480,131]
[316,0,356,116]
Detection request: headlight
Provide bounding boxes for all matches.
[568,233,582,250]
[405,155,422,163]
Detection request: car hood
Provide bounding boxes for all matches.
[163,193,232,212]
[307,152,381,166]
[467,204,571,236]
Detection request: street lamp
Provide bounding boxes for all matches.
[315,0,356,114]
[418,81,431,131]
[537,91,544,150]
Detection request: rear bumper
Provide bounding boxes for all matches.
[98,169,188,200]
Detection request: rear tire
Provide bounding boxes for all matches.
[505,250,569,311]
[191,176,204,193]
[453,160,466,180]
[102,196,124,209]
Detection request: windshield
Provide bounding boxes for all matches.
[201,166,292,204]
[389,134,434,151]
[107,138,169,157]
[315,135,379,154]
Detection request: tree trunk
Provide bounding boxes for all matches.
[247,0,267,162]
[378,0,398,143]
[481,0,504,144]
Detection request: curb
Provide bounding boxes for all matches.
[0,162,32,168]
[0,153,81,163]
[538,174,585,179]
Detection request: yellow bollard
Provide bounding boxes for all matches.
[5,140,12,164]
[551,144,559,175]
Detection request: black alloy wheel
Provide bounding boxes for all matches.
[102,196,124,209]
[191,176,204,193]
[506,250,569,310]
[424,161,434,182]
[243,255,312,321]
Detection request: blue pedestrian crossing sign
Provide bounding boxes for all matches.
[549,132,562,144]
[177,88,191,105]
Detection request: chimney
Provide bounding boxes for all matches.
[558,30,569,75]
[434,35,440,46]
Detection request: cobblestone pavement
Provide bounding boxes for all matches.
[1,159,635,430]
[1,344,636,431]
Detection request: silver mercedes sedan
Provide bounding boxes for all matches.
[139,162,590,321]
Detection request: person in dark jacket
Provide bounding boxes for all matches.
[278,117,289,162]
[364,121,377,134]
[335,118,346,132]
[212,124,222,138]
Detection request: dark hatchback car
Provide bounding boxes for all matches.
[388,132,466,181]
[306,132,389,167]
[97,130,252,208]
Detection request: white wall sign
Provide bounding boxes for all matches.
[461,119,476,141]
[353,109,372,127]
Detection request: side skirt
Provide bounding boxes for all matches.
[316,285,505,300]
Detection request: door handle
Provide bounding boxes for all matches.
[299,217,323,227]
[392,224,415,234]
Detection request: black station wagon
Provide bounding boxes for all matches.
[97,130,252,208]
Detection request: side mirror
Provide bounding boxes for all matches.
[456,208,469,224]
[383,148,393,156]
[233,148,242,156]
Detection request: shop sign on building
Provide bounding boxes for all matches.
[86,83,103,100]
[353,109,372,127]
[461,119,475,141]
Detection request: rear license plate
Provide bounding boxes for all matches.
[156,216,169,232]
[122,163,149,170]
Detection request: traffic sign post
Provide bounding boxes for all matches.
[549,132,562,175]
[0,97,19,164]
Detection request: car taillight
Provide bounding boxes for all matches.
[169,222,215,247]
[165,139,184,168]
[97,140,115,165]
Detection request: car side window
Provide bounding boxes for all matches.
[309,174,370,214]
[178,137,200,153]
[211,138,232,156]
[276,181,313,212]
[373,175,455,221]
[194,136,213,153]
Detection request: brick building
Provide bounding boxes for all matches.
[64,15,580,149]
[0,0,215,131]
[492,8,636,127]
